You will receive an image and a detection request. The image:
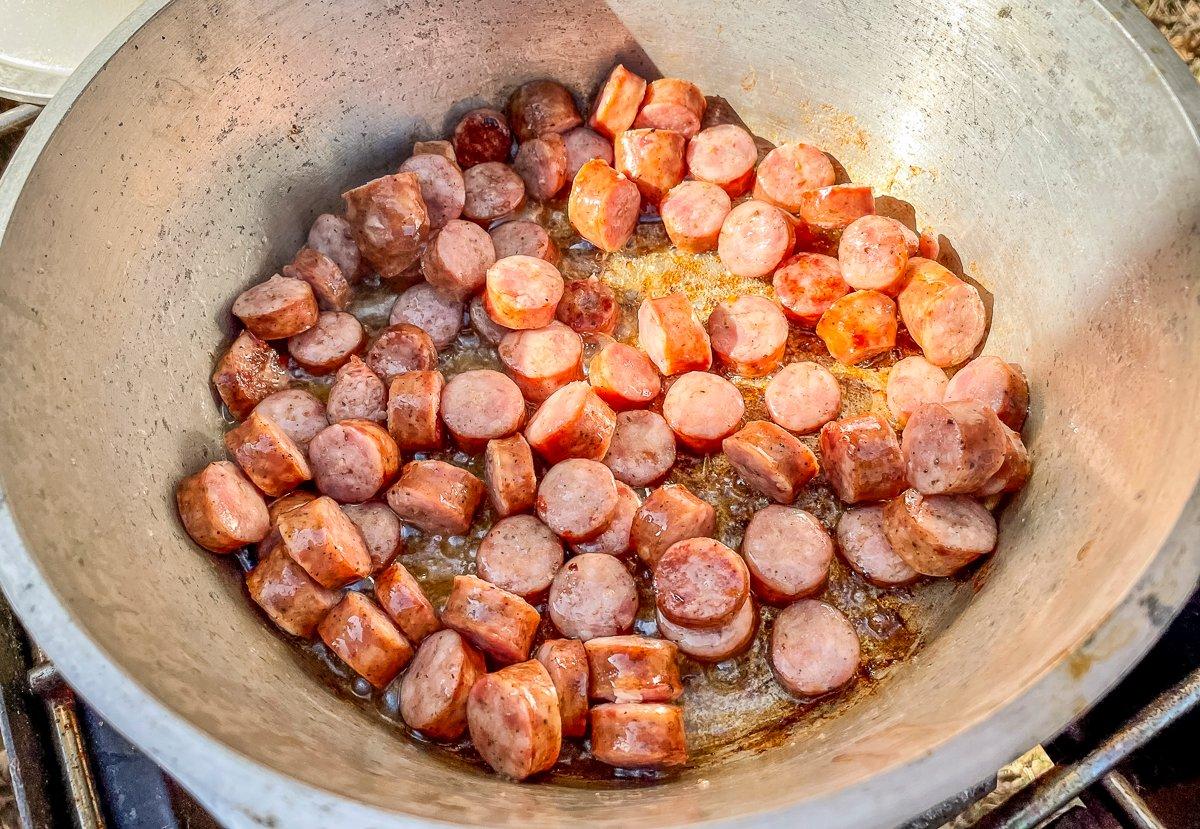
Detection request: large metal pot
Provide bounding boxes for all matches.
[0,0,1197,826]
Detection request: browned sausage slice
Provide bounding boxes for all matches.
[882,489,998,576]
[588,64,647,140]
[441,575,541,664]
[686,124,757,196]
[943,355,1030,431]
[413,139,458,164]
[508,80,583,141]
[535,639,590,738]
[253,389,327,448]
[796,185,875,230]
[602,410,676,488]
[660,180,732,253]
[770,599,860,696]
[307,213,362,283]
[419,219,496,301]
[232,274,319,340]
[318,592,413,688]
[718,200,795,279]
[897,258,987,368]
[556,278,619,335]
[374,559,441,642]
[585,636,682,702]
[633,78,706,139]
[342,501,401,572]
[655,599,756,662]
[398,153,466,229]
[467,659,561,780]
[835,505,919,587]
[752,143,836,213]
[452,107,513,169]
[489,220,559,263]
[477,515,564,599]
[277,495,372,587]
[525,380,616,464]
[484,434,537,518]
[886,355,948,426]
[977,423,1031,497]
[590,703,687,769]
[364,323,437,383]
[283,247,351,311]
[213,331,289,420]
[614,128,686,206]
[764,361,841,434]
[707,295,789,377]
[308,419,400,503]
[562,126,614,181]
[722,420,819,503]
[773,253,850,326]
[838,215,912,294]
[440,369,526,452]
[386,370,444,453]
[462,162,526,224]
[287,311,365,375]
[400,629,485,741]
[567,159,640,252]
[327,355,387,423]
[498,321,584,403]
[743,506,833,604]
[816,290,898,365]
[485,255,565,330]
[571,481,641,556]
[918,228,940,260]
[342,172,430,278]
[901,400,1007,495]
[818,414,906,504]
[177,461,269,553]
[469,294,513,345]
[662,371,745,453]
[386,460,484,536]
[637,293,713,376]
[245,546,339,637]
[536,459,619,542]
[654,538,748,629]
[548,553,638,640]
[629,483,716,568]
[513,133,569,202]
[588,342,662,411]
[224,410,312,497]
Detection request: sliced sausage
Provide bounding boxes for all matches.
[637,293,712,376]
[489,220,559,263]
[525,380,617,463]
[897,258,987,368]
[588,64,648,140]
[467,659,561,780]
[246,546,339,637]
[773,253,851,326]
[177,461,269,553]
[452,107,512,169]
[485,255,565,330]
[547,553,638,640]
[288,310,365,375]
[535,639,590,738]
[375,560,442,642]
[327,355,387,423]
[815,290,898,365]
[796,185,875,230]
[276,495,372,588]
[662,371,745,453]
[752,143,836,213]
[572,481,640,556]
[266,490,317,525]
[556,278,618,335]
[412,139,458,165]
[224,410,312,497]
[318,592,413,688]
[386,460,484,536]
[718,200,795,279]
[977,423,1032,497]
[498,321,584,403]
[399,153,465,229]
[439,369,525,452]
[419,220,496,301]
[722,420,819,503]
[508,79,583,142]
[567,159,641,252]
[232,274,319,341]
[886,355,948,426]
[633,78,706,139]
[602,410,676,487]
[590,703,687,769]
[513,133,569,202]
[653,538,749,628]
[686,124,756,196]
[764,361,841,434]
[918,228,940,261]
[585,636,682,702]
[629,484,716,568]
[253,389,327,449]
[589,342,661,411]
[364,323,437,383]
[342,501,401,571]
[883,489,998,576]
[707,295,789,377]
[469,293,513,345]
[400,629,485,741]
[307,213,362,283]
[655,599,756,662]
[342,172,430,278]
[308,419,400,503]
[387,369,444,453]
[462,162,526,224]
[943,355,1030,431]
[835,505,919,587]
[659,180,732,253]
[536,459,619,542]
[282,247,350,311]
[743,506,833,604]
[614,128,686,206]
[838,215,912,294]
[484,434,537,518]
[212,331,289,419]
[477,515,564,600]
[770,599,860,697]
[441,574,541,664]
[818,414,906,504]
[562,126,614,181]
[902,400,1007,495]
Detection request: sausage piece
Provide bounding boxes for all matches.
[629,483,716,568]
[818,414,906,503]
[469,293,513,345]
[536,459,619,542]
[590,703,687,769]
[401,629,485,741]
[485,255,565,330]
[722,420,819,503]
[467,660,561,780]
[398,153,466,230]
[773,253,851,326]
[232,274,319,341]
[707,295,789,377]
[177,461,269,553]
[307,213,363,284]
[568,159,641,252]
[439,369,526,452]
[918,228,940,261]
[277,495,372,588]
[364,323,437,384]
[901,400,1007,495]
[897,258,987,368]
[477,515,564,600]
[602,410,676,487]
[535,639,590,738]
[883,489,998,576]
[614,128,686,206]
[419,220,496,301]
[253,389,327,449]
[633,78,706,139]
[484,433,537,518]
[662,371,745,453]
[816,290,898,365]
[413,139,458,165]
[835,504,919,587]
[287,311,365,375]
[508,79,583,142]
[308,419,400,503]
[572,481,640,556]
[838,215,912,294]
[525,380,617,464]
[342,501,401,572]
[588,64,647,140]
[977,423,1032,497]
[943,355,1030,431]
[489,220,559,263]
[513,133,569,202]
[452,107,513,169]
[752,143,836,213]
[796,185,875,230]
[764,361,841,434]
[886,355,948,426]
[386,460,484,536]
[498,321,584,403]
[212,331,289,420]
[718,199,795,280]
[589,342,661,411]
[686,124,757,196]
[318,592,413,688]
[246,546,339,637]
[655,599,757,662]
[548,553,638,640]
[770,600,860,697]
[562,126,614,181]
[224,410,312,497]
[342,172,430,278]
[375,559,441,642]
[442,575,541,664]
[283,247,351,312]
[637,293,712,376]
[327,355,387,423]
[743,506,833,604]
[462,162,526,225]
[585,636,682,702]
[556,278,619,335]
[660,180,732,253]
[387,370,445,453]
[653,538,748,628]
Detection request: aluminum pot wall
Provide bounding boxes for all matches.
[0,1,1198,827]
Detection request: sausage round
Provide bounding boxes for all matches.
[585,636,682,702]
[524,380,617,464]
[485,255,565,330]
[374,559,442,642]
[632,78,706,139]
[253,388,328,448]
[707,295,789,377]
[477,515,565,599]
[462,162,526,224]
[513,133,569,202]
[943,355,1030,431]
[567,159,641,253]
[637,293,713,376]
[398,153,466,229]
[590,703,687,769]
[587,64,648,140]
[902,400,1007,495]
[535,639,590,738]
[764,361,841,434]
[452,107,513,169]
[489,220,559,263]
[364,323,437,383]
[752,143,836,213]
[224,410,312,497]
[400,629,486,741]
[886,355,949,426]
[770,599,860,697]
[561,126,614,181]
[659,180,732,253]
[441,574,540,663]
[629,483,716,568]
[835,504,919,587]
[342,172,430,278]
[686,124,756,196]
[653,537,749,628]
[508,79,583,142]
[317,592,413,688]
[308,419,401,503]
[897,258,987,368]
[547,553,638,640]
[743,506,833,604]
[773,253,851,326]
[602,410,676,488]
[836,215,913,295]
[233,274,319,341]
[815,290,898,365]
[796,184,875,230]
[883,489,998,576]
[722,420,819,503]
[387,370,444,453]
[246,547,338,637]
[588,342,662,410]
[818,414,906,504]
[412,139,458,165]
[282,247,350,312]
[467,660,562,780]
[662,371,745,453]
[718,200,795,279]
[571,481,640,556]
[389,283,463,351]
[484,433,538,518]
[918,228,940,261]
[276,496,372,588]
[655,598,757,662]
[469,293,513,345]
[327,354,387,423]
[556,278,619,335]
[439,369,526,452]
[177,461,269,553]
[498,321,584,403]
[614,128,686,206]
[307,213,362,284]
[977,423,1032,497]
[386,460,485,536]
[419,220,496,300]
[287,310,365,375]
[536,459,619,542]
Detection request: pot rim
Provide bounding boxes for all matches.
[0,1,1197,826]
